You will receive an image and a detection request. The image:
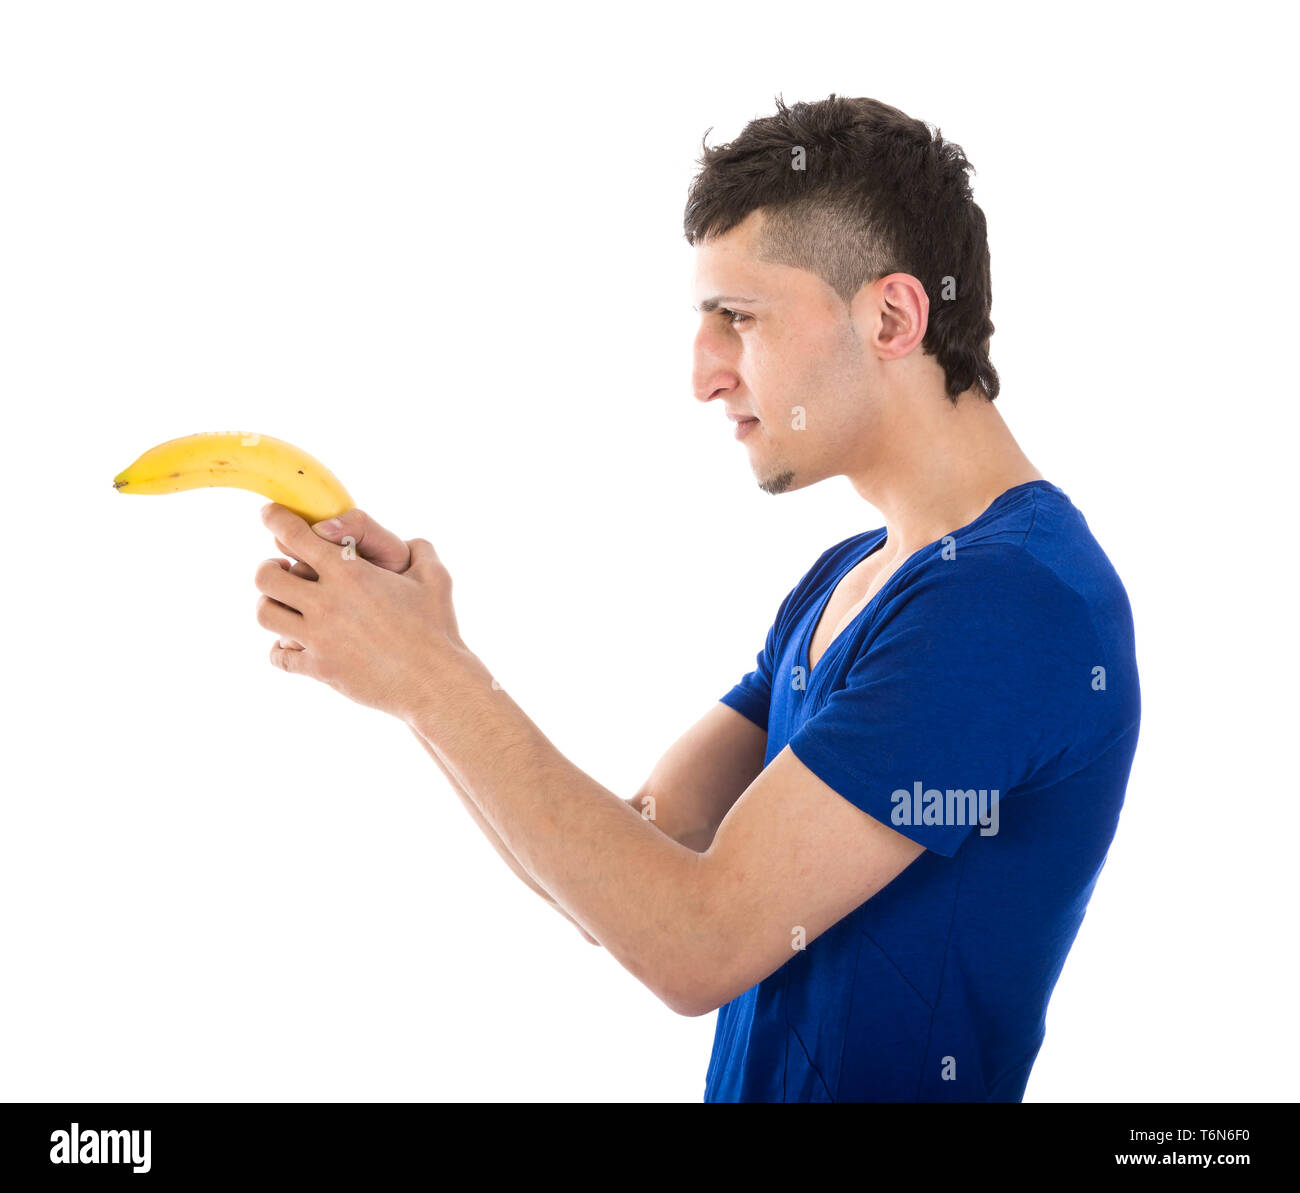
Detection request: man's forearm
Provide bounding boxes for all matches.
[405,644,708,1012]
[406,725,601,945]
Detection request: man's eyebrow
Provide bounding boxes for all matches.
[694,295,760,313]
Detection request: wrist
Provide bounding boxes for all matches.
[400,635,486,731]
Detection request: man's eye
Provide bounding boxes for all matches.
[721,309,751,326]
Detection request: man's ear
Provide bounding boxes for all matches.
[871,273,929,356]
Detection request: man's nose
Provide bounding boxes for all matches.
[693,332,739,404]
[694,373,737,404]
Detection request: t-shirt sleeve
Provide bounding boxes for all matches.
[719,616,779,731]
[717,542,848,733]
[786,549,1108,857]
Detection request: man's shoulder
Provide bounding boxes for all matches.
[1024,490,1132,646]
[886,486,1140,734]
[845,485,1136,701]
[808,482,1135,655]
[946,483,1133,627]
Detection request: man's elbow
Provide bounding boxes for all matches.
[653,863,742,1016]
[654,963,732,1018]
[663,991,722,1018]
[630,855,735,1015]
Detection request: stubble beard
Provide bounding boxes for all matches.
[756,445,797,494]
[747,425,798,495]
[758,467,796,495]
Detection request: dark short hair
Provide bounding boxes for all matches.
[684,95,1000,403]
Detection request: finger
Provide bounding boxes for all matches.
[270,559,312,648]
[275,540,320,581]
[254,557,317,612]
[310,508,412,574]
[269,640,315,676]
[256,593,304,640]
[261,503,333,573]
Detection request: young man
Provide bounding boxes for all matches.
[254,95,1140,1101]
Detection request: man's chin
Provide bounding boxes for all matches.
[757,467,797,496]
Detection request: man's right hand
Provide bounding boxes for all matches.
[270,508,413,649]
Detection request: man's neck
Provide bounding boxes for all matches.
[848,388,1042,562]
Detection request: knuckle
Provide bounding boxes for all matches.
[256,595,279,628]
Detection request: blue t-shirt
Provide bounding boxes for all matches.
[706,480,1140,1102]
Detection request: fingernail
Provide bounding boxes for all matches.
[314,517,342,537]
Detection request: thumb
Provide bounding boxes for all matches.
[311,509,412,573]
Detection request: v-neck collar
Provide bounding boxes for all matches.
[800,480,1056,680]
[802,531,888,680]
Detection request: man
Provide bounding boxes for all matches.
[253,95,1140,1102]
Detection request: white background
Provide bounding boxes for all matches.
[2,1,1294,1102]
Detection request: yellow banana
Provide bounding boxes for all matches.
[113,431,354,524]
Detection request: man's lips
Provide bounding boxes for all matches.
[730,413,760,441]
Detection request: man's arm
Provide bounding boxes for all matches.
[407,725,601,944]
[622,702,768,851]
[424,700,765,944]
[283,512,764,946]
[260,507,924,1017]
[408,643,924,1017]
